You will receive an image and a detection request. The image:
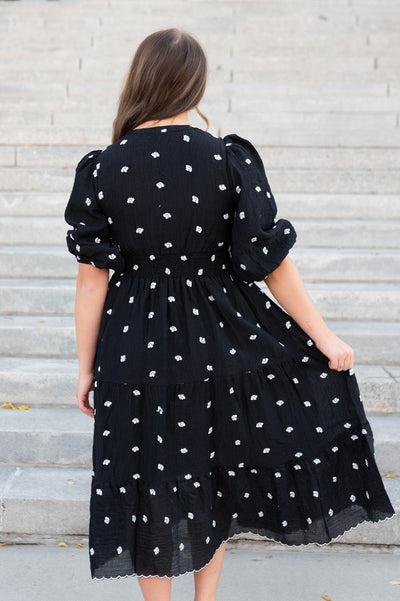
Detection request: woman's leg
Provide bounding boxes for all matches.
[137,575,172,601]
[193,541,227,601]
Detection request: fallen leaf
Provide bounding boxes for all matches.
[0,541,15,546]
[77,543,83,548]
[2,402,30,410]
[58,542,68,547]
[389,581,400,585]
[386,474,397,478]
[321,596,332,601]
[39,320,45,323]
[66,480,76,485]
[265,555,273,558]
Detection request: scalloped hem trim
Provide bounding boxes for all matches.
[91,511,397,580]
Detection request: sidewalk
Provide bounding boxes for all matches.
[1,539,399,601]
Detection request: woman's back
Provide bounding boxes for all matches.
[94,124,233,257]
[65,124,301,385]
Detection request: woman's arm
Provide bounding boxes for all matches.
[74,263,109,417]
[264,255,354,371]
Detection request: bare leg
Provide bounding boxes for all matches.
[137,575,172,601]
[193,541,227,601]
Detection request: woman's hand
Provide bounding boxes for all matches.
[265,257,355,372]
[76,372,95,418]
[314,329,354,372]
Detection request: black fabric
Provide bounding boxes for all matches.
[64,124,395,580]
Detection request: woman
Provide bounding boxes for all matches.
[64,27,395,601]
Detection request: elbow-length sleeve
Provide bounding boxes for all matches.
[64,150,125,273]
[224,133,297,284]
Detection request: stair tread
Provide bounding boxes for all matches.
[1,463,398,505]
[1,407,398,438]
[1,314,400,330]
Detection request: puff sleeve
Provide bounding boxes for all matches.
[224,133,297,284]
[64,150,125,273]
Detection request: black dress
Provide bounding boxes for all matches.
[64,124,395,580]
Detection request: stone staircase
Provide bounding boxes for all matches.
[0,0,399,546]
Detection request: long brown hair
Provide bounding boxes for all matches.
[112,28,209,143]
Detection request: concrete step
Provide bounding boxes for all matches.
[0,246,74,278]
[2,216,400,248]
[1,245,399,281]
[63,92,400,114]
[265,281,400,323]
[0,192,73,217]
[1,165,399,195]
[0,314,399,364]
[0,357,78,407]
[277,194,400,221]
[0,6,377,30]
[0,25,374,53]
[0,168,74,192]
[275,216,394,247]
[2,145,399,170]
[268,171,400,195]
[13,145,96,168]
[0,358,398,414]
[0,127,112,146]
[371,417,400,475]
[2,192,399,221]
[0,408,398,473]
[0,407,93,468]
[2,280,400,323]
[0,63,231,91]
[0,315,76,359]
[0,465,398,543]
[323,321,400,365]
[0,279,75,315]
[220,112,400,148]
[0,465,90,536]
[7,57,395,87]
[1,111,399,147]
[262,149,400,171]
[229,56,398,82]
[290,248,400,282]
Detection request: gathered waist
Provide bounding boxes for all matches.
[121,248,234,278]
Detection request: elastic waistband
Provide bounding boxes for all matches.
[122,248,234,278]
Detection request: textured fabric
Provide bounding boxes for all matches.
[64,124,395,580]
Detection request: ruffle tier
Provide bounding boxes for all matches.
[88,357,396,579]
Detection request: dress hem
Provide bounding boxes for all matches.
[91,510,396,580]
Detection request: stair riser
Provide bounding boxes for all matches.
[1,169,399,195]
[1,371,398,413]
[0,323,398,364]
[1,249,400,281]
[2,284,400,322]
[0,432,398,475]
[0,477,398,544]
[2,193,400,220]
[2,217,400,247]
[0,499,89,536]
[0,372,77,406]
[2,147,398,170]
